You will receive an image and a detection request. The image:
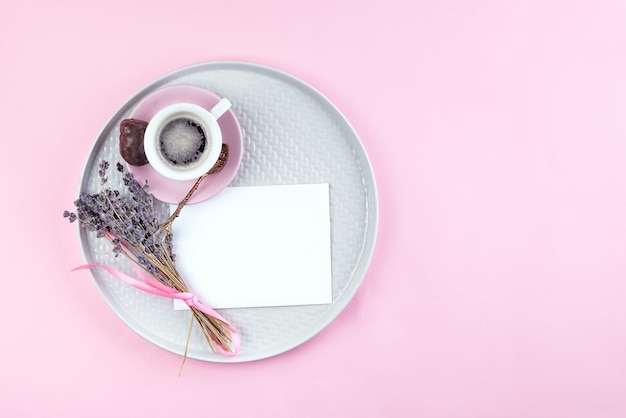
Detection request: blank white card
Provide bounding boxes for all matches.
[172,184,332,309]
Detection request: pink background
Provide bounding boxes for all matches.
[2,1,626,416]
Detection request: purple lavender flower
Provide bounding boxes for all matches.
[64,159,237,356]
[63,160,173,282]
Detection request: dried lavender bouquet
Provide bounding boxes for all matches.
[64,161,237,356]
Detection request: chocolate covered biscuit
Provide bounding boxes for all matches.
[119,118,149,166]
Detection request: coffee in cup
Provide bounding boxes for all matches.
[143,99,231,181]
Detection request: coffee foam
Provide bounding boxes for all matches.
[158,117,208,167]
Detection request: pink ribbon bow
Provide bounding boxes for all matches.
[74,264,240,357]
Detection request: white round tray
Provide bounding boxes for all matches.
[79,61,378,362]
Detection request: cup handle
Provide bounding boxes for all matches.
[209,98,232,120]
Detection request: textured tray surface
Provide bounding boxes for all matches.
[79,61,378,362]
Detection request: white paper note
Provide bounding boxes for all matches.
[172,184,332,309]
